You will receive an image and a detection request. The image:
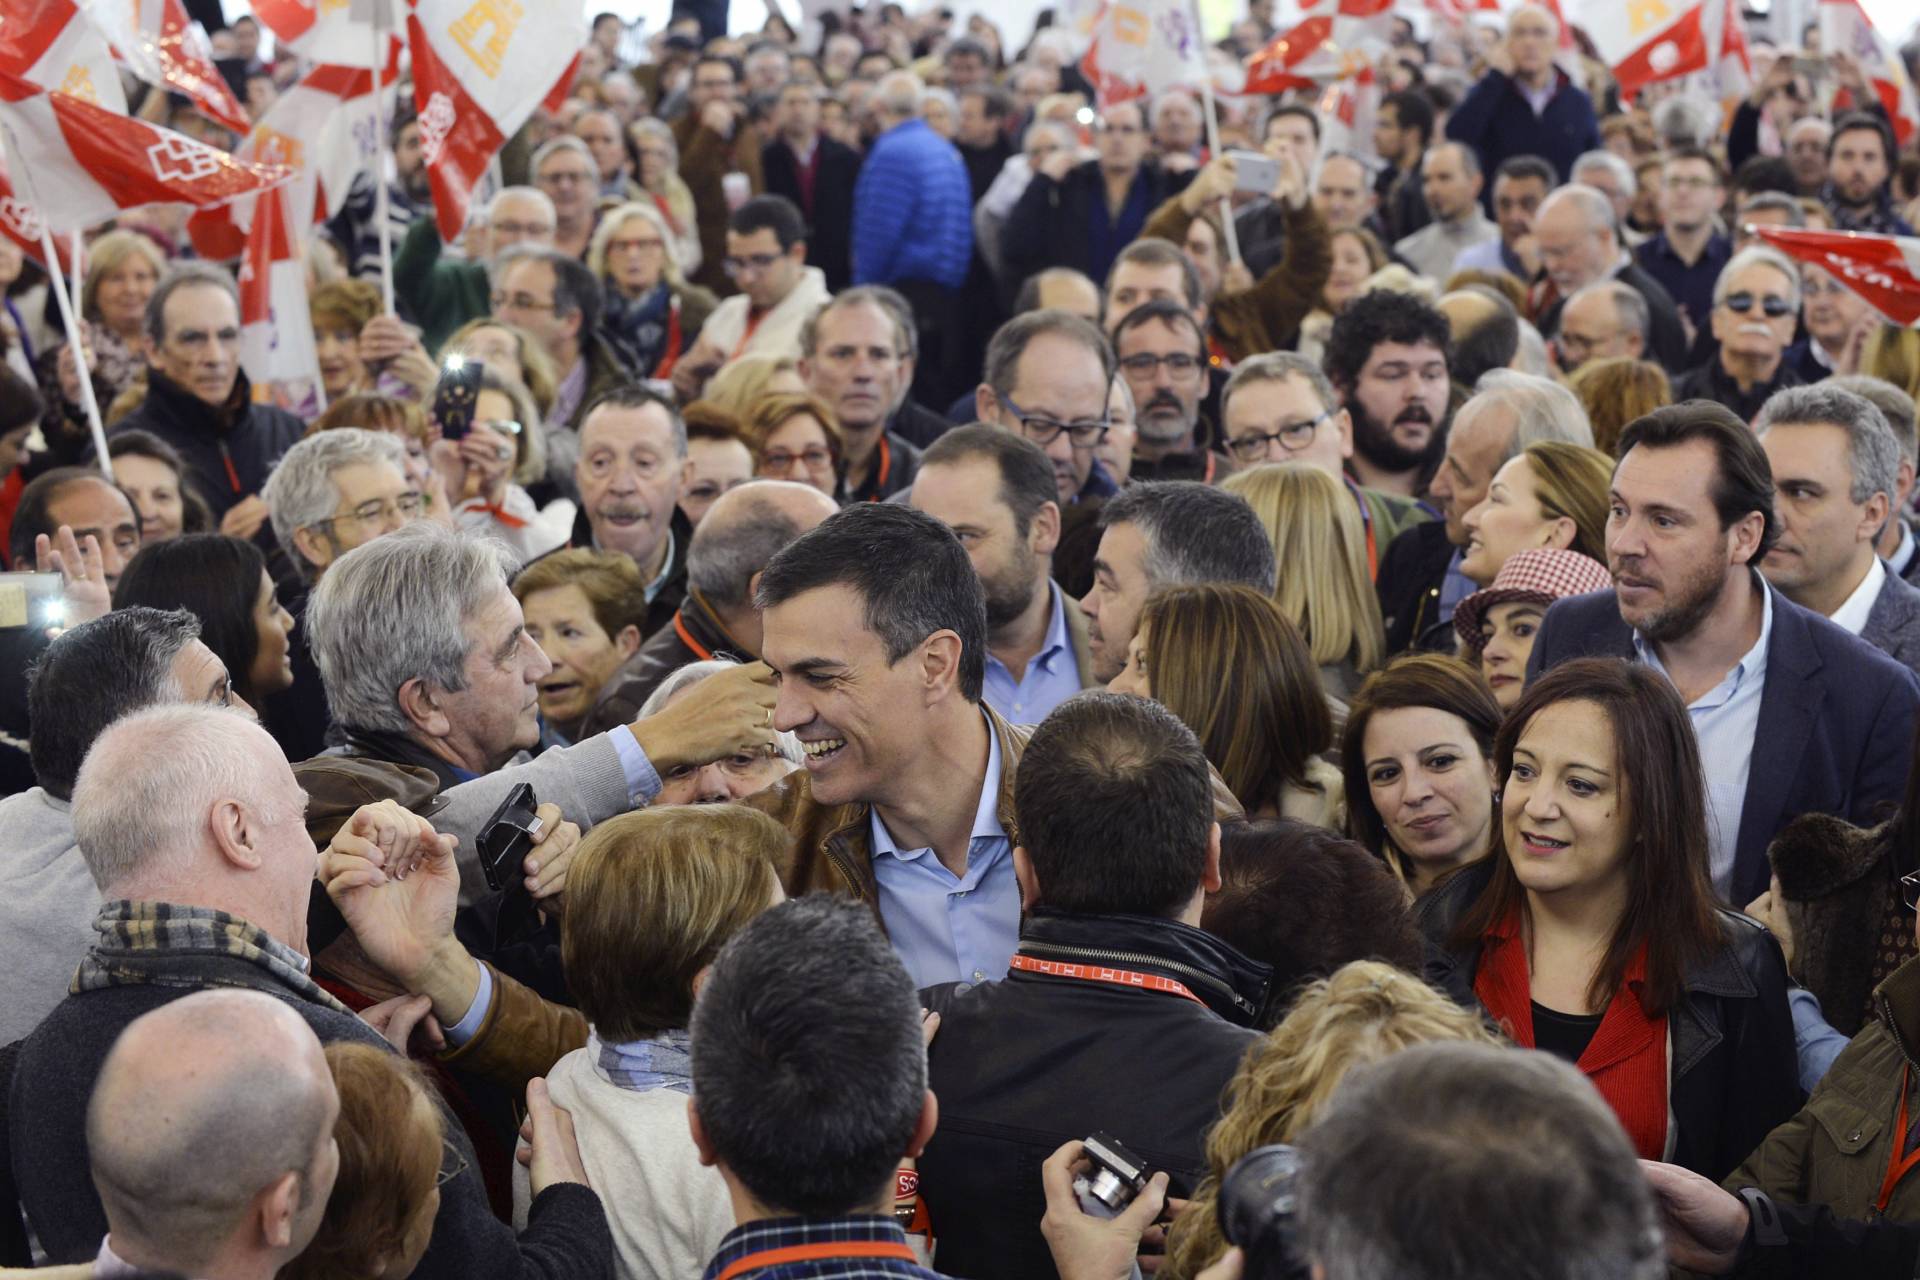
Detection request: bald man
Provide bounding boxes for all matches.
[1445,3,1599,199]
[88,990,339,1280]
[581,479,841,734]
[1532,185,1690,373]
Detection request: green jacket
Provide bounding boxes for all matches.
[394,217,492,353]
[1727,954,1920,1222]
[1357,485,1431,576]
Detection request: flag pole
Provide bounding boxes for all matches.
[39,226,112,478]
[1191,2,1243,266]
[372,6,396,314]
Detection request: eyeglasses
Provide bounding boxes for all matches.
[996,391,1110,450]
[436,1136,469,1189]
[1722,291,1795,318]
[1802,277,1849,297]
[490,219,554,239]
[1227,411,1329,461]
[724,252,786,278]
[539,169,593,186]
[1118,351,1205,381]
[761,446,834,472]
[309,492,426,532]
[490,291,557,312]
[610,237,666,254]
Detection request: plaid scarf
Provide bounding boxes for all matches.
[74,900,351,1016]
[591,1027,694,1095]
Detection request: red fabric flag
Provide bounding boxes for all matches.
[1753,225,1920,326]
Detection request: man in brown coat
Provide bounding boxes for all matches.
[671,54,764,297]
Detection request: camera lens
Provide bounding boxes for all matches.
[1219,1145,1309,1280]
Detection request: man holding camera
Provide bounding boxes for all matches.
[915,692,1269,1279]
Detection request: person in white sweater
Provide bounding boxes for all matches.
[530,802,788,1280]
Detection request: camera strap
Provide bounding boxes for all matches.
[1008,954,1207,1007]
[712,1241,919,1280]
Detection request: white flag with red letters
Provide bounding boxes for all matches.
[76,0,249,133]
[1818,0,1918,145]
[1753,225,1917,324]
[0,0,127,112]
[1081,0,1211,104]
[407,0,586,243]
[239,181,319,389]
[0,65,289,235]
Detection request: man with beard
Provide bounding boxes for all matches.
[1528,402,1920,905]
[1376,371,1593,654]
[1322,290,1452,499]
[1114,299,1228,484]
[327,110,432,282]
[911,427,1096,724]
[1823,111,1915,236]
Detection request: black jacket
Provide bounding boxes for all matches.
[110,369,305,523]
[917,909,1270,1280]
[1671,358,1805,426]
[761,135,862,292]
[1376,519,1459,656]
[1000,159,1188,291]
[1538,262,1691,375]
[542,504,693,640]
[1416,861,1802,1182]
[4,940,613,1278]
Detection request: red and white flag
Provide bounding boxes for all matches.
[1819,0,1919,145]
[0,149,73,268]
[1317,63,1381,159]
[1242,0,1392,96]
[252,0,396,69]
[77,0,249,133]
[1573,0,1710,100]
[0,65,289,235]
[0,0,126,111]
[408,0,586,243]
[1703,0,1752,101]
[1752,224,1918,325]
[1080,0,1210,105]
[239,182,319,389]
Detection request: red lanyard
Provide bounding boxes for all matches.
[651,300,685,380]
[713,1242,918,1280]
[672,609,714,661]
[1008,954,1205,1007]
[862,436,892,502]
[1363,510,1379,581]
[1200,451,1215,485]
[729,306,768,361]
[1878,1065,1920,1212]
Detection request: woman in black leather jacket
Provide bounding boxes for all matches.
[1417,657,1800,1181]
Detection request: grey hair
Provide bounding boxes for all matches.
[530,134,595,176]
[1100,481,1277,594]
[875,69,924,116]
[1571,150,1635,200]
[1511,321,1552,377]
[1737,191,1806,230]
[687,494,812,609]
[641,657,803,765]
[1222,351,1337,418]
[1542,182,1617,234]
[1149,89,1200,129]
[1427,140,1480,180]
[263,428,410,581]
[1460,370,1595,461]
[1829,374,1919,467]
[486,184,556,223]
[71,704,294,893]
[799,285,919,361]
[983,309,1114,398]
[1653,96,1719,150]
[1297,1041,1664,1280]
[1714,245,1802,312]
[1507,2,1559,35]
[1026,119,1077,155]
[628,117,679,169]
[920,86,957,119]
[144,262,239,347]
[306,523,520,734]
[27,607,201,801]
[1567,280,1650,340]
[1756,385,1902,506]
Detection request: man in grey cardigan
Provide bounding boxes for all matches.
[0,607,237,1045]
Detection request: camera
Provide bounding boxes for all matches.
[433,354,484,441]
[477,783,544,895]
[1219,1144,1311,1280]
[1073,1132,1150,1219]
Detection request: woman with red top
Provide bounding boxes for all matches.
[1417,657,1801,1181]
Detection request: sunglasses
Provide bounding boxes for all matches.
[1722,291,1794,318]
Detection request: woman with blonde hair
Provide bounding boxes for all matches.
[1458,440,1613,586]
[1566,357,1671,456]
[1223,462,1385,700]
[35,229,165,463]
[1161,960,1501,1280]
[702,353,809,419]
[586,201,719,380]
[1110,583,1343,829]
[441,318,561,422]
[743,390,845,501]
[627,117,704,275]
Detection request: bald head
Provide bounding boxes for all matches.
[1535,184,1620,295]
[89,989,338,1276]
[1438,288,1503,335]
[688,480,840,614]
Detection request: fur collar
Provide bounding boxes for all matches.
[1768,812,1890,901]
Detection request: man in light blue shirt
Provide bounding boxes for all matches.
[911,426,1095,727]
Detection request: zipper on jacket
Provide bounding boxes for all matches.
[1020,940,1257,1017]
[1877,988,1920,1078]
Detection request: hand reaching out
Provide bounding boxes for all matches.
[220,494,271,541]
[522,802,582,914]
[319,801,461,990]
[517,1077,592,1194]
[35,526,110,628]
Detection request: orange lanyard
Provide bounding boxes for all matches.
[713,1242,918,1280]
[672,609,714,661]
[1008,954,1205,1007]
[862,437,892,502]
[1363,510,1379,581]
[1878,1065,1920,1212]
[651,300,685,379]
[728,307,768,361]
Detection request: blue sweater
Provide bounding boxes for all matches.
[1446,68,1600,194]
[851,118,973,290]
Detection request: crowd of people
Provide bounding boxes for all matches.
[13,0,1920,1277]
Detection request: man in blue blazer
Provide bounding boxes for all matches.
[1528,402,1920,907]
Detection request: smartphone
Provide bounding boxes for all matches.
[477,783,543,895]
[433,355,485,442]
[0,572,65,631]
[1228,149,1282,195]
[1792,55,1825,77]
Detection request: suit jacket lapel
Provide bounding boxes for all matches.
[1734,591,1823,903]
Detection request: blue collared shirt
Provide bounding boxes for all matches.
[1633,578,1773,898]
[869,716,1019,988]
[982,585,1082,726]
[1438,548,1476,616]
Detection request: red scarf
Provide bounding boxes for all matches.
[1473,908,1670,1160]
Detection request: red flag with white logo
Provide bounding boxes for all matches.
[77,0,249,133]
[1753,225,1920,325]
[1818,0,1918,145]
[1242,0,1393,96]
[0,65,289,235]
[0,150,72,269]
[240,181,319,389]
[0,0,126,112]
[252,0,397,69]
[1573,0,1709,100]
[407,0,586,243]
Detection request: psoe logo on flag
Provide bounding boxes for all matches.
[0,197,44,243]
[59,65,100,104]
[250,126,306,170]
[146,134,224,184]
[418,91,456,164]
[448,0,524,79]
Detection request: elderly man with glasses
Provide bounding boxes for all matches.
[1671,246,1805,424]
